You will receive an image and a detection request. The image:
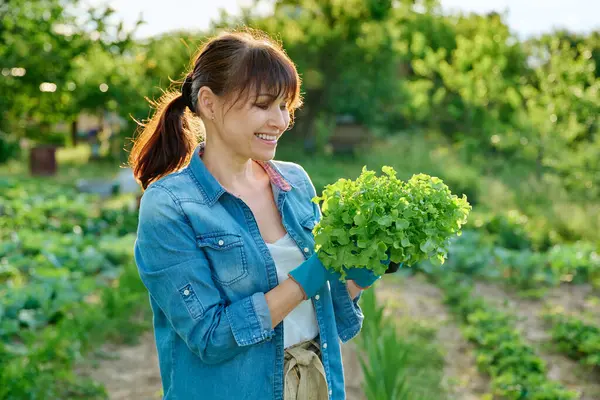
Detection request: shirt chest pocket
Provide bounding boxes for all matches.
[196,232,248,285]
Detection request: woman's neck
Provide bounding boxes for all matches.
[201,138,259,195]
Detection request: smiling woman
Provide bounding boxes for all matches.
[127,28,372,400]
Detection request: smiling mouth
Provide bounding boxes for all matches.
[255,133,278,141]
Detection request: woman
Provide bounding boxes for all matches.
[130,29,381,400]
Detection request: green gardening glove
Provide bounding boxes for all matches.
[344,267,381,289]
[343,253,391,289]
[288,253,340,299]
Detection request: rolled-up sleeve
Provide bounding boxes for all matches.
[298,166,364,343]
[134,185,274,365]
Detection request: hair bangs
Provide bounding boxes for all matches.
[233,44,302,110]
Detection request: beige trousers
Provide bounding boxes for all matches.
[283,339,329,400]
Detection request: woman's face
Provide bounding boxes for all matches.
[214,91,291,162]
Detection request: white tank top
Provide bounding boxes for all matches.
[265,233,319,349]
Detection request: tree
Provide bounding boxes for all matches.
[0,0,137,146]
[519,36,600,197]
[213,0,415,151]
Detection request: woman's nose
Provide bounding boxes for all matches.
[270,108,289,131]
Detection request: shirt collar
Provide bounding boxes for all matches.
[188,142,292,205]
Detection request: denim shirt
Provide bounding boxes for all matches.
[133,144,364,400]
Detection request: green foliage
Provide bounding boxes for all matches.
[224,0,600,199]
[0,177,148,399]
[438,275,579,399]
[359,310,416,399]
[0,132,20,164]
[71,31,198,134]
[281,128,599,294]
[546,242,600,287]
[518,35,600,198]
[356,288,446,400]
[422,227,600,292]
[496,240,600,290]
[407,12,528,142]
[312,166,471,278]
[544,310,600,367]
[476,210,533,250]
[0,0,139,141]
[2,0,599,199]
[416,229,497,278]
[227,0,414,148]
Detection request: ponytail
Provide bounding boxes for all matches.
[129,92,200,190]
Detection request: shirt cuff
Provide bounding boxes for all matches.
[225,292,275,346]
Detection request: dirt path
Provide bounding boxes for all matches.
[341,341,367,400]
[376,274,490,400]
[81,329,366,399]
[543,284,600,325]
[80,331,163,400]
[474,281,600,400]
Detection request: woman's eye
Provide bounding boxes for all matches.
[254,103,288,111]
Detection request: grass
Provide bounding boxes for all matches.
[0,144,126,184]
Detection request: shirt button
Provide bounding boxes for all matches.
[303,247,309,253]
[322,342,327,349]
[315,295,320,300]
[183,289,190,296]
[218,240,224,246]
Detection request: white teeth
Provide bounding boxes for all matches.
[256,133,277,141]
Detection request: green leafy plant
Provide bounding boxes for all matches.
[437,275,579,399]
[356,288,446,400]
[544,310,600,367]
[0,177,149,398]
[312,166,471,279]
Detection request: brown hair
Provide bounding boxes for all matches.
[128,29,302,190]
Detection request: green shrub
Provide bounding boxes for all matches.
[0,132,20,164]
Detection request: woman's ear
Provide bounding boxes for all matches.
[197,86,217,119]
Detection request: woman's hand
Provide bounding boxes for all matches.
[342,253,390,289]
[288,253,340,300]
[346,280,362,300]
[343,267,381,289]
